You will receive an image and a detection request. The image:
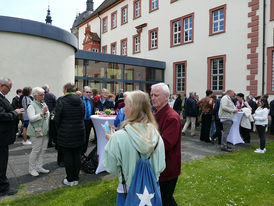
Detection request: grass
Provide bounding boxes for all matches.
[1,142,274,206]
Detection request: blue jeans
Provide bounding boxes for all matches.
[116,193,126,206]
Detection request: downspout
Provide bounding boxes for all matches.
[262,0,266,94]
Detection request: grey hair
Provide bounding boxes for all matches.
[189,92,194,97]
[84,86,91,92]
[32,87,45,97]
[151,83,170,95]
[42,84,49,91]
[101,88,108,93]
[0,77,12,86]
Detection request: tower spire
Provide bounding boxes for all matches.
[86,0,94,11]
[45,5,52,24]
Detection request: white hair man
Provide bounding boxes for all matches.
[151,82,181,206]
[0,77,24,196]
[94,88,114,111]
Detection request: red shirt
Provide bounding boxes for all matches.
[94,95,100,103]
[154,104,182,182]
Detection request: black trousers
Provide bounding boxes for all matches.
[160,178,178,206]
[200,113,212,142]
[82,120,96,155]
[256,125,266,150]
[0,146,9,193]
[240,126,251,143]
[61,146,82,182]
[271,116,274,135]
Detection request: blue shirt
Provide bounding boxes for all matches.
[114,108,126,128]
[83,96,92,120]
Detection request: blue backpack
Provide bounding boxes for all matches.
[121,139,162,206]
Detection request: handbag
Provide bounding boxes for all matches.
[31,118,44,137]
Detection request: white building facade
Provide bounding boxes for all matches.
[75,0,274,98]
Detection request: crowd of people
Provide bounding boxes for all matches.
[0,76,272,205]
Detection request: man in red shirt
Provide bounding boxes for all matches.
[151,83,182,206]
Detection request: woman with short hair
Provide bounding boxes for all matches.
[27,87,50,176]
[103,90,166,205]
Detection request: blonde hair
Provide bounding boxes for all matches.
[121,91,158,151]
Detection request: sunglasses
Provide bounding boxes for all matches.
[4,84,11,91]
[85,91,92,93]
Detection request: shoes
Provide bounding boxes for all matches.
[22,140,32,145]
[37,168,50,174]
[221,147,233,152]
[29,170,39,177]
[63,178,78,187]
[254,148,266,153]
[0,188,18,197]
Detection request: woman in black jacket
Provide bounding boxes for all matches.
[55,83,85,186]
[173,94,182,115]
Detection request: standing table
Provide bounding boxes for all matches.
[227,112,245,145]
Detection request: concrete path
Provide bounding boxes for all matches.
[1,129,272,201]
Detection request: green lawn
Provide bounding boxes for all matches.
[1,142,274,206]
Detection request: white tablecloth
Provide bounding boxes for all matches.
[227,112,245,145]
[91,115,116,174]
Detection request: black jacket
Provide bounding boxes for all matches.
[270,100,274,116]
[0,94,18,146]
[44,92,57,113]
[11,95,20,109]
[94,98,114,111]
[55,94,85,148]
[173,97,182,112]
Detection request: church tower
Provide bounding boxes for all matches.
[86,0,94,12]
[45,5,52,24]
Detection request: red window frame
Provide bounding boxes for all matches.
[148,27,159,50]
[173,61,187,94]
[133,0,142,20]
[102,45,107,54]
[121,5,128,25]
[207,55,226,94]
[149,0,159,13]
[170,13,194,47]
[102,16,108,33]
[120,38,128,56]
[271,0,274,21]
[110,42,117,55]
[267,47,274,94]
[209,4,227,36]
[132,33,141,54]
[111,11,117,30]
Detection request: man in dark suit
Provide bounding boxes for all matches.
[82,86,95,155]
[0,77,24,197]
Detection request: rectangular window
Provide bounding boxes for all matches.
[174,62,186,93]
[149,28,158,50]
[92,48,99,52]
[133,34,141,54]
[209,4,226,35]
[150,0,158,12]
[121,5,128,25]
[184,16,192,42]
[111,42,117,55]
[170,13,194,47]
[120,38,127,56]
[267,47,274,94]
[207,55,226,93]
[102,16,108,33]
[272,51,274,91]
[134,0,141,19]
[271,0,274,21]
[102,45,107,53]
[111,11,117,29]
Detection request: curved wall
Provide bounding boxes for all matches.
[0,16,78,99]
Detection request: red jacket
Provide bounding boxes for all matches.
[154,104,182,182]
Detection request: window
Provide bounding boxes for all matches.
[209,4,226,35]
[133,34,141,54]
[134,0,141,19]
[111,42,117,55]
[111,11,117,29]
[170,13,194,47]
[207,55,226,93]
[121,5,128,25]
[120,38,127,56]
[102,45,107,53]
[150,0,158,12]
[102,16,108,33]
[267,47,274,93]
[173,61,187,93]
[149,28,158,50]
[271,0,274,21]
[92,49,99,52]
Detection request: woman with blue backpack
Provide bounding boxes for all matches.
[104,90,166,206]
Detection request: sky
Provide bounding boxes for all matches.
[0,0,104,31]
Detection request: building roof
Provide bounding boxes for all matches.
[72,0,119,29]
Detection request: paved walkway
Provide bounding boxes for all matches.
[1,129,272,200]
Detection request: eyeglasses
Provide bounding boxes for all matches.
[4,85,11,91]
[85,91,92,93]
